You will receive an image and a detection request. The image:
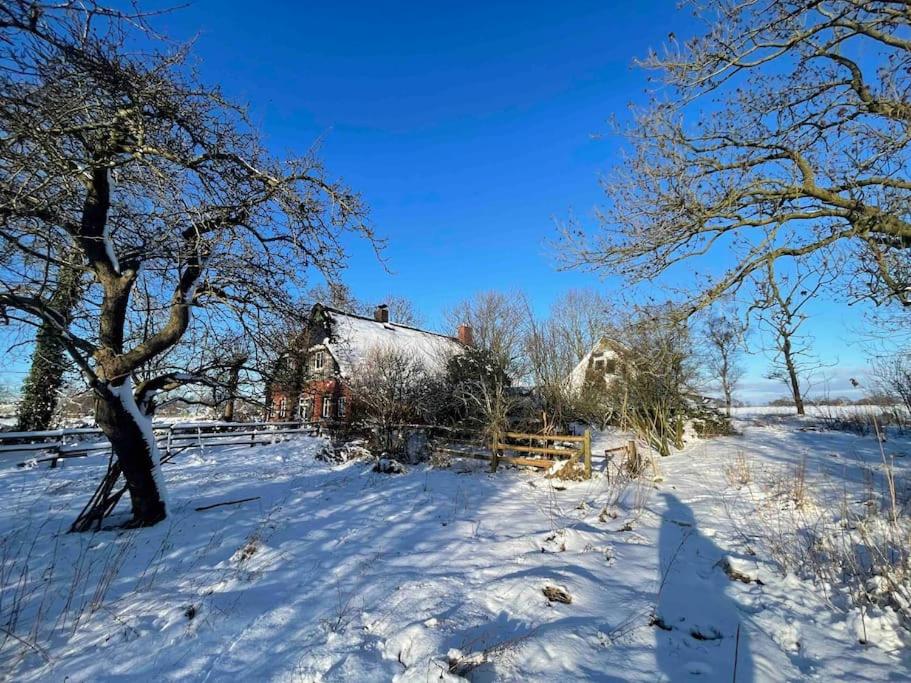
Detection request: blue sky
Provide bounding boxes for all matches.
[1,1,883,402]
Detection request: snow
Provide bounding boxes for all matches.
[324,309,463,377]
[0,414,909,681]
[102,222,120,274]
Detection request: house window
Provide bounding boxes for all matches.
[298,396,311,421]
[277,397,287,419]
[604,358,617,374]
[321,395,332,419]
[312,350,325,371]
[337,396,346,418]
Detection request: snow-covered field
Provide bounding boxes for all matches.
[1,414,909,681]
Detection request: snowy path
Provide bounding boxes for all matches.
[0,419,908,681]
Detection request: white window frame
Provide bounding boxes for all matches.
[337,395,346,418]
[313,350,325,371]
[278,397,287,419]
[321,394,332,419]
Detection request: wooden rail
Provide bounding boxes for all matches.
[491,429,592,479]
[503,431,587,443]
[0,421,313,468]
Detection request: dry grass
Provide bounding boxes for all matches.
[723,451,752,488]
[728,439,911,631]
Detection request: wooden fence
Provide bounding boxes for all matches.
[0,421,313,468]
[435,429,593,479]
[493,431,592,478]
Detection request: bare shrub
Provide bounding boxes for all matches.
[347,346,445,457]
[723,451,752,489]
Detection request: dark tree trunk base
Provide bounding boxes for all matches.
[71,384,168,532]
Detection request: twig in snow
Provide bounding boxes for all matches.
[194,496,260,512]
[732,623,741,682]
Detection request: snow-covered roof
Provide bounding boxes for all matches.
[320,307,463,378]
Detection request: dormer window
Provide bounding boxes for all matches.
[312,350,325,371]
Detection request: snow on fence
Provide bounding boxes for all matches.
[0,421,313,468]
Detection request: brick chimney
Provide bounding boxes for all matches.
[457,324,473,346]
[374,304,389,323]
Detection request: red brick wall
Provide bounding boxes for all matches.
[306,379,352,421]
[268,379,352,422]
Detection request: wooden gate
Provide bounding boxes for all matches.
[490,430,592,479]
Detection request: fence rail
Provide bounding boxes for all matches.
[435,429,593,479]
[493,430,592,478]
[0,421,313,467]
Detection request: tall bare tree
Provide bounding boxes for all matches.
[444,291,529,380]
[701,307,747,415]
[548,289,613,362]
[0,3,375,528]
[562,1,911,310]
[753,262,827,415]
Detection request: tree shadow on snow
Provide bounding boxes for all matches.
[656,493,754,682]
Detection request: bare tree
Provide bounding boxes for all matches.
[305,284,422,325]
[561,1,911,310]
[306,282,363,314]
[548,289,613,362]
[753,262,827,416]
[348,346,442,454]
[0,3,375,528]
[524,314,578,432]
[701,307,747,415]
[383,295,423,327]
[208,336,251,422]
[873,351,911,414]
[445,291,529,380]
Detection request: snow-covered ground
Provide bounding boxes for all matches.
[1,414,909,681]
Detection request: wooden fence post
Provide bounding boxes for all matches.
[490,433,500,473]
[583,429,592,479]
[627,440,639,475]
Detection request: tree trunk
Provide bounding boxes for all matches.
[221,363,242,422]
[782,338,805,416]
[93,380,167,527]
[17,263,83,431]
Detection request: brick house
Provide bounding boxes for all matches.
[267,303,471,422]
